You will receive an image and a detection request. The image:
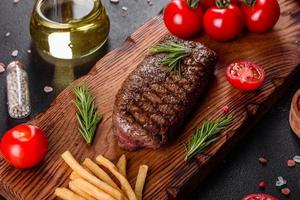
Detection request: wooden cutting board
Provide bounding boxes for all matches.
[0,0,299,199]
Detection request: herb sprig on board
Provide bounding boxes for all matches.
[72,85,102,144]
[185,116,233,160]
[150,42,190,75]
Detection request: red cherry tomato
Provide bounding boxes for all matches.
[0,124,48,168]
[242,193,278,200]
[226,61,265,91]
[200,0,240,10]
[163,0,203,38]
[241,0,280,33]
[203,4,244,41]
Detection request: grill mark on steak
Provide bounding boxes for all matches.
[113,35,217,151]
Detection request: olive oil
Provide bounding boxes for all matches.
[30,0,110,65]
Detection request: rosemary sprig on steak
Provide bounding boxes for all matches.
[185,116,232,160]
[72,85,102,144]
[150,42,190,75]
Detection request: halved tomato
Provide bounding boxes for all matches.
[241,193,278,200]
[226,61,265,91]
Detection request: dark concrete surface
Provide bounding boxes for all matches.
[0,0,299,200]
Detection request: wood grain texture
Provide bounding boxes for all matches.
[0,0,299,199]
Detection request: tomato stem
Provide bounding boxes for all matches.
[187,0,200,9]
[239,0,256,6]
[215,0,231,8]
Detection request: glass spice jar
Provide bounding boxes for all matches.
[6,61,31,119]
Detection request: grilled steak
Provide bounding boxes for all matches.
[112,36,217,151]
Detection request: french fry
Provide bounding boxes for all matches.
[116,154,127,177]
[61,151,124,200]
[70,171,81,180]
[69,181,97,200]
[83,158,120,190]
[96,155,137,200]
[54,187,85,200]
[72,179,115,200]
[134,165,149,200]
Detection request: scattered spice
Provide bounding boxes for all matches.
[259,181,266,189]
[5,32,11,37]
[147,0,153,6]
[281,188,290,196]
[0,63,5,73]
[27,49,31,54]
[258,157,268,165]
[110,0,119,4]
[43,86,53,93]
[276,176,287,187]
[222,105,229,114]
[13,0,20,4]
[122,6,128,11]
[293,155,300,163]
[11,50,18,57]
[287,159,296,168]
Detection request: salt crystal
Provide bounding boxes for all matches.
[5,32,11,37]
[44,86,53,93]
[147,0,153,6]
[0,63,5,73]
[110,0,119,4]
[122,6,128,11]
[293,155,300,163]
[13,0,19,4]
[11,50,18,57]
[27,49,31,54]
[276,176,287,187]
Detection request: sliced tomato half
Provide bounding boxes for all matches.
[226,61,265,91]
[241,193,278,200]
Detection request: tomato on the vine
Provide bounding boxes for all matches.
[226,61,265,91]
[241,0,280,33]
[203,1,244,41]
[200,0,240,10]
[0,124,48,168]
[241,193,278,200]
[163,0,203,38]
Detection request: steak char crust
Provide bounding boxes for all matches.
[112,36,217,151]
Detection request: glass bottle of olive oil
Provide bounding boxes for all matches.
[30,0,110,65]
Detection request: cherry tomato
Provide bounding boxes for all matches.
[203,4,244,41]
[241,0,280,33]
[200,0,240,10]
[226,61,265,91]
[0,124,48,168]
[242,193,278,200]
[163,0,203,38]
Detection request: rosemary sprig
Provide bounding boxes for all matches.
[150,42,190,75]
[72,85,102,144]
[185,116,233,161]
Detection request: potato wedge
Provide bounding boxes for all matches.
[54,187,85,200]
[61,151,124,200]
[96,155,137,200]
[116,154,127,177]
[134,165,149,200]
[69,181,96,200]
[83,158,120,190]
[72,179,115,200]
